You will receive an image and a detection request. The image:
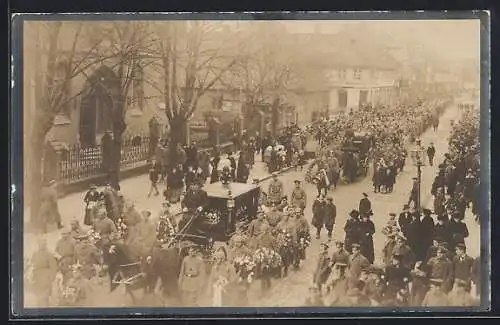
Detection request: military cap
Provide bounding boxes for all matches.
[412,177,418,180]
[455,243,467,250]
[350,210,360,218]
[294,180,301,184]
[352,243,361,249]
[423,208,432,216]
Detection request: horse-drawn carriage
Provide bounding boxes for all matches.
[340,132,372,183]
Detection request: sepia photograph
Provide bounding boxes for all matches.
[16,14,486,312]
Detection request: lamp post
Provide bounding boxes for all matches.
[227,190,235,229]
[410,148,425,216]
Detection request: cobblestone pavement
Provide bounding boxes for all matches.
[23,102,481,308]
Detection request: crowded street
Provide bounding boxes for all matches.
[20,19,482,311]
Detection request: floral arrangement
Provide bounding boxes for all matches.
[156,217,177,244]
[60,285,79,305]
[116,217,128,240]
[88,229,101,245]
[205,212,221,225]
[253,247,283,273]
[233,254,256,283]
[298,232,311,251]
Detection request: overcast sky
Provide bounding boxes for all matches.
[281,19,481,62]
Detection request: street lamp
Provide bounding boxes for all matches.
[410,148,425,216]
[227,190,235,227]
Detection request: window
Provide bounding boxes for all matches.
[353,69,362,80]
[130,63,145,110]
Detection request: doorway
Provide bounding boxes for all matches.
[338,89,347,108]
[359,90,368,106]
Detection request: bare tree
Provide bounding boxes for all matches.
[147,21,246,163]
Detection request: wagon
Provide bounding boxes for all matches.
[179,182,261,243]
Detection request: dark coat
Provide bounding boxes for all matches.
[448,219,469,249]
[344,218,360,253]
[419,216,435,259]
[433,223,451,246]
[324,202,337,229]
[405,218,421,257]
[385,264,410,299]
[426,256,454,293]
[358,219,375,264]
[398,212,412,236]
[312,200,326,229]
[313,252,331,285]
[359,198,371,217]
[453,254,474,283]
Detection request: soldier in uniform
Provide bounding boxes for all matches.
[290,180,307,211]
[313,242,332,294]
[75,233,101,279]
[266,205,283,228]
[178,245,206,306]
[29,238,58,307]
[324,197,337,239]
[358,193,372,218]
[344,210,360,253]
[94,208,117,249]
[69,219,87,240]
[422,278,449,307]
[452,243,474,291]
[347,243,370,290]
[55,228,77,284]
[426,246,454,294]
[407,177,419,208]
[312,195,326,239]
[330,241,350,268]
[228,235,251,263]
[248,212,271,249]
[405,211,421,261]
[268,173,284,205]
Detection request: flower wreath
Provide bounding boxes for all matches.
[204,211,221,225]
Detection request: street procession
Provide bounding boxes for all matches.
[21,19,482,309]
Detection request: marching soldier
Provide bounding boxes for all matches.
[29,238,58,307]
[426,246,454,294]
[248,212,271,249]
[55,228,77,284]
[266,205,283,228]
[268,173,284,205]
[358,193,372,218]
[290,180,307,210]
[313,242,331,293]
[324,197,337,240]
[452,243,474,290]
[312,195,326,239]
[344,210,360,253]
[346,243,370,290]
[422,278,449,307]
[330,241,350,268]
[178,245,206,307]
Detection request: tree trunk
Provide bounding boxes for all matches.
[168,115,188,166]
[271,97,280,139]
[109,138,122,190]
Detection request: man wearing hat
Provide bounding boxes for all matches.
[384,252,411,305]
[359,211,375,264]
[331,241,350,269]
[433,213,451,248]
[248,211,271,249]
[74,232,101,280]
[448,211,469,251]
[313,242,332,293]
[324,197,337,239]
[422,278,449,307]
[268,173,284,205]
[427,142,436,166]
[102,183,118,221]
[94,208,117,245]
[398,205,412,238]
[344,210,361,253]
[419,208,435,261]
[55,227,77,284]
[404,209,421,262]
[452,243,474,291]
[427,246,454,294]
[391,233,416,270]
[290,180,307,210]
[312,195,326,239]
[29,237,58,307]
[178,244,206,306]
[346,243,370,290]
[433,187,446,218]
[358,193,371,219]
[266,205,283,228]
[83,184,101,226]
